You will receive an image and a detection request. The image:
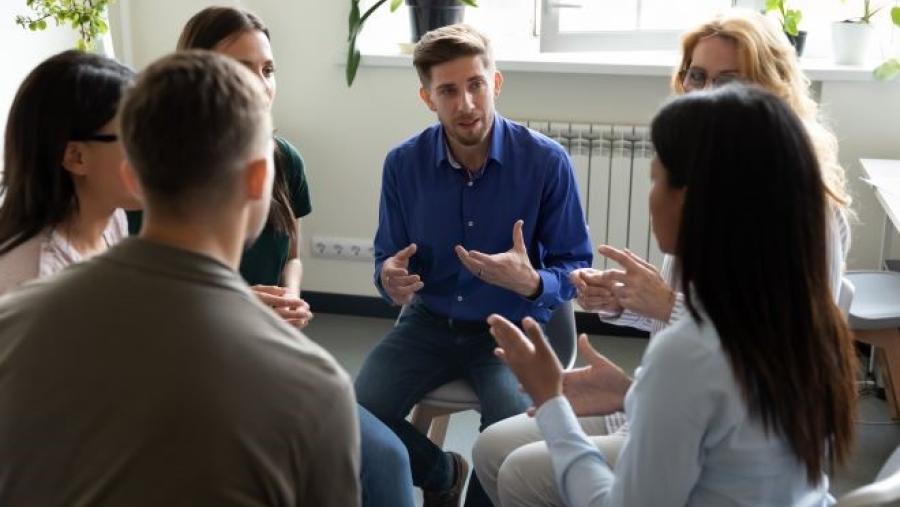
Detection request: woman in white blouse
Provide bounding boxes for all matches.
[484,84,857,506]
[473,10,853,505]
[0,51,139,294]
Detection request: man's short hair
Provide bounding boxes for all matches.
[120,50,271,213]
[413,24,494,86]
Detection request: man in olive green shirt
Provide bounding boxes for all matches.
[0,51,359,506]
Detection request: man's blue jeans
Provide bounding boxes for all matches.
[355,302,530,507]
[359,404,415,507]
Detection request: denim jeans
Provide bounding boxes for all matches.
[355,302,530,507]
[359,404,415,507]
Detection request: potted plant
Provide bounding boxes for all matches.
[346,0,477,86]
[407,0,472,42]
[832,0,882,65]
[874,6,900,79]
[765,0,806,56]
[15,0,114,52]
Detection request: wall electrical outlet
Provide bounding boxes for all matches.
[311,236,375,262]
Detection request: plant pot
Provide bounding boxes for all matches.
[832,21,874,65]
[786,30,807,57]
[406,0,466,42]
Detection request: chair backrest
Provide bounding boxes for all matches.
[838,276,855,320]
[836,445,900,507]
[397,299,578,369]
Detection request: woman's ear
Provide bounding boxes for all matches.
[61,142,87,176]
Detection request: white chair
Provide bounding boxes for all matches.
[839,276,855,320]
[408,300,578,446]
[836,445,900,506]
[846,271,900,420]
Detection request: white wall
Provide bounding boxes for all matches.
[110,0,900,296]
[819,82,900,263]
[0,3,78,165]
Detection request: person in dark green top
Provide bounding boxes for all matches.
[128,6,314,327]
[241,136,311,286]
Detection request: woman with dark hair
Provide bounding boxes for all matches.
[481,85,857,506]
[129,6,314,328]
[152,7,416,507]
[0,50,138,293]
[474,11,855,505]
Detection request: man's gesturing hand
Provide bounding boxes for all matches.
[455,220,540,298]
[380,243,424,305]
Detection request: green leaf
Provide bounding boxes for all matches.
[460,0,478,6]
[784,9,801,36]
[875,58,900,80]
[348,1,361,41]
[390,0,403,12]
[892,6,900,27]
[346,36,362,86]
[765,0,781,13]
[783,20,798,36]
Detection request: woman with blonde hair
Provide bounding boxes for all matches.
[578,8,851,336]
[673,9,850,210]
[472,9,852,506]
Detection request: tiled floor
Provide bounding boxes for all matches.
[305,312,900,505]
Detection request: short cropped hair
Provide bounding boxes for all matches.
[119,50,271,213]
[413,23,494,86]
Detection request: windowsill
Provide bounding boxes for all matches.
[358,46,881,82]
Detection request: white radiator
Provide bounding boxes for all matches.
[517,119,664,271]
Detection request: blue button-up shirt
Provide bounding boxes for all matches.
[373,114,592,323]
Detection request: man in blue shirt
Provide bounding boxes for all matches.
[354,24,592,507]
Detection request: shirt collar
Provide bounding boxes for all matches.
[436,113,506,171]
[445,141,464,170]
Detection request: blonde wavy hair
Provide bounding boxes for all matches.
[672,9,850,208]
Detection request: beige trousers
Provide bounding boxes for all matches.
[472,412,627,506]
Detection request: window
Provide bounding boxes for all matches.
[358,0,895,62]
[540,0,761,52]
[356,0,536,54]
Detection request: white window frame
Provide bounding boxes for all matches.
[539,0,765,52]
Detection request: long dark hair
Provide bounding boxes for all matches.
[0,50,134,254]
[177,6,296,243]
[650,84,856,483]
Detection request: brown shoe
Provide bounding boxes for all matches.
[423,451,469,507]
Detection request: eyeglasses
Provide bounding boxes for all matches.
[72,133,118,143]
[681,67,743,91]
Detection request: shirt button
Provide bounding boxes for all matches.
[467,181,474,187]
[467,221,474,227]
[457,295,463,302]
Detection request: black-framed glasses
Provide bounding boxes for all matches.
[681,67,743,91]
[72,133,118,143]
